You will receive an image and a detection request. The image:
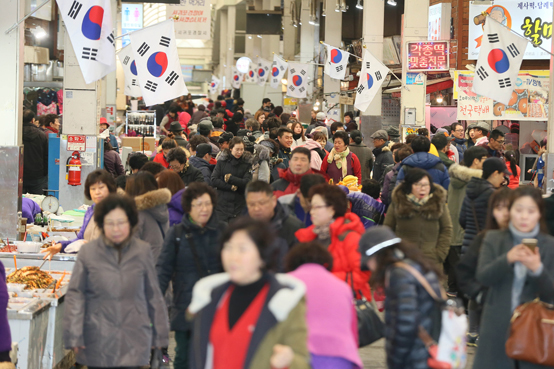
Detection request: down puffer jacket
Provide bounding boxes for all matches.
[396,152,450,190]
[459,177,494,255]
[211,149,253,223]
[134,188,171,261]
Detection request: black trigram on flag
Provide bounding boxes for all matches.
[476,66,489,81]
[487,33,499,43]
[107,31,115,46]
[131,79,138,86]
[366,62,371,69]
[160,36,170,47]
[507,43,520,58]
[357,85,365,94]
[68,1,82,19]
[375,71,383,81]
[137,42,150,57]
[165,71,179,86]
[145,81,158,92]
[499,78,511,88]
[122,56,130,65]
[82,47,98,60]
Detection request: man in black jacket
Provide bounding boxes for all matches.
[166,148,205,185]
[22,110,48,194]
[371,129,394,184]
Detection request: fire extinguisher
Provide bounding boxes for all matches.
[66,151,82,186]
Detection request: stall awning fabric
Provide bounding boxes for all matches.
[383,77,453,94]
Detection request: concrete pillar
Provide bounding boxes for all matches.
[104,0,117,118]
[283,0,297,60]
[226,5,236,87]
[300,0,317,63]
[360,0,384,145]
[219,9,228,89]
[400,0,429,129]
[324,0,341,117]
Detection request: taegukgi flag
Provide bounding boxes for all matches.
[287,63,309,98]
[56,0,116,84]
[210,75,220,95]
[354,49,390,112]
[129,19,188,106]
[270,55,288,89]
[245,62,257,83]
[257,58,271,86]
[472,16,528,105]
[231,67,243,89]
[325,45,349,80]
[117,44,142,97]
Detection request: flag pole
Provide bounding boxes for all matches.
[485,13,554,57]
[5,0,52,34]
[361,45,409,91]
[114,16,180,40]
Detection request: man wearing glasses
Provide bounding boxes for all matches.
[451,122,468,163]
[478,129,505,158]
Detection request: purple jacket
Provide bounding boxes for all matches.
[289,264,362,369]
[168,189,185,226]
[0,261,11,353]
[22,197,41,224]
[60,205,94,253]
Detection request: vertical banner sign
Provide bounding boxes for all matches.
[121,3,143,47]
[210,75,220,94]
[231,67,243,89]
[354,49,390,112]
[325,45,349,80]
[257,58,271,86]
[287,63,309,98]
[167,1,211,40]
[129,19,188,106]
[270,55,288,89]
[117,44,142,97]
[468,1,553,60]
[56,0,116,84]
[472,17,528,105]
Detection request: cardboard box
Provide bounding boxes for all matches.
[120,137,157,152]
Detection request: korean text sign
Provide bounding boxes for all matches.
[168,0,211,40]
[407,41,449,71]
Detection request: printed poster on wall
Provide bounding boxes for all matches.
[468,1,553,60]
[121,4,143,47]
[455,70,549,121]
[167,0,211,40]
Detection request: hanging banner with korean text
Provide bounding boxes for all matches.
[130,19,188,106]
[117,44,142,97]
[167,0,210,40]
[287,63,309,98]
[468,1,553,60]
[455,70,549,121]
[354,50,390,112]
[270,55,288,89]
[56,0,116,84]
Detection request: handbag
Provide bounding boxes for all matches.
[347,272,384,347]
[506,298,554,366]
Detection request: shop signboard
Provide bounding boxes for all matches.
[428,3,451,41]
[406,72,425,85]
[167,1,211,40]
[455,70,549,121]
[406,41,449,72]
[468,1,553,60]
[106,105,116,123]
[67,135,86,151]
[121,4,143,47]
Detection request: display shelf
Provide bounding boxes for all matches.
[125,110,157,138]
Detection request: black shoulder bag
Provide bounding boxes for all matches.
[174,224,208,277]
[348,272,384,347]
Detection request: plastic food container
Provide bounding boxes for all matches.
[7,283,26,292]
[14,241,42,253]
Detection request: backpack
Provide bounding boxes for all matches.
[395,262,468,369]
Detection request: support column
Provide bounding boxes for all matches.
[283,0,297,60]
[400,0,429,131]
[299,0,316,63]
[324,0,341,119]
[0,0,24,239]
[225,5,236,87]
[545,4,554,193]
[218,8,228,90]
[104,0,117,121]
[360,0,384,145]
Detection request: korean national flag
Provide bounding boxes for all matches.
[56,0,116,84]
[245,63,257,83]
[270,55,288,89]
[287,63,309,98]
[129,19,188,106]
[257,58,272,86]
[117,45,142,97]
[472,17,528,105]
[354,50,390,112]
[325,45,349,80]
[210,75,220,95]
[231,67,243,89]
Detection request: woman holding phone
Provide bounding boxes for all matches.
[474,186,554,369]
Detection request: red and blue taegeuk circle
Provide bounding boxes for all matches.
[272,67,279,77]
[233,74,239,81]
[258,68,266,77]
[487,49,510,74]
[130,61,138,76]
[249,70,255,78]
[211,82,216,88]
[147,52,168,78]
[292,75,303,86]
[81,6,104,40]
[367,73,374,89]
[331,49,342,64]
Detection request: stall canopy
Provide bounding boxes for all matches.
[383,77,453,97]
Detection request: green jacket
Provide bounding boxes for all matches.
[438,151,454,168]
[447,164,482,246]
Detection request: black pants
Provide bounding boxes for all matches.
[443,245,461,292]
[0,351,11,362]
[22,176,48,195]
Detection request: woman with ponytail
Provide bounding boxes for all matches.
[504,150,520,189]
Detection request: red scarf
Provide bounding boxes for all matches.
[274,168,314,198]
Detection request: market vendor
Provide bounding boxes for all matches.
[0,261,13,367]
[41,169,117,259]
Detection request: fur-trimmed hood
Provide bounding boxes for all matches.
[217,148,255,164]
[448,163,482,190]
[135,188,171,212]
[391,184,446,220]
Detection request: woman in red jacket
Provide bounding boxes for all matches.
[320,131,362,185]
[295,183,371,300]
[504,150,521,189]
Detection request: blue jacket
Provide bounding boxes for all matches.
[347,192,386,229]
[396,152,450,190]
[452,137,467,163]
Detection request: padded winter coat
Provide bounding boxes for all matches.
[177,162,205,186]
[156,213,224,332]
[459,177,495,254]
[134,188,171,261]
[188,156,214,185]
[295,213,371,300]
[384,185,452,268]
[381,162,401,206]
[396,152,450,190]
[211,150,253,223]
[349,142,374,181]
[372,142,394,183]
